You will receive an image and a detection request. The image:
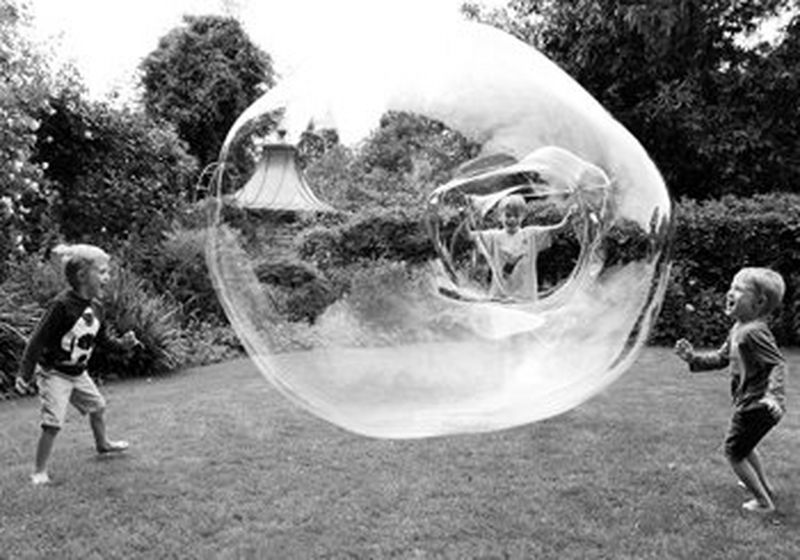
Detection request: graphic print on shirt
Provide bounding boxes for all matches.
[499,238,528,279]
[59,306,100,368]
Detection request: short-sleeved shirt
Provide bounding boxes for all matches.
[19,289,121,378]
[474,227,553,301]
[689,320,786,414]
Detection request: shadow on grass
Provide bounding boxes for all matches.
[93,452,132,463]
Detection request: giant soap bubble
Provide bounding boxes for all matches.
[207,17,672,438]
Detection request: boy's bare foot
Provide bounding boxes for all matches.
[31,472,51,486]
[742,499,775,513]
[97,440,129,454]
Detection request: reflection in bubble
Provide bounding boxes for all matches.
[207,19,672,438]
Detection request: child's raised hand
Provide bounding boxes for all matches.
[674,338,693,361]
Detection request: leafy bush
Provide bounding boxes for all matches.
[123,225,226,323]
[181,319,243,366]
[0,321,25,398]
[651,262,731,347]
[313,260,442,346]
[338,260,421,330]
[652,193,800,346]
[253,258,339,324]
[0,302,40,398]
[254,258,320,288]
[0,259,47,392]
[2,250,65,307]
[33,88,198,247]
[0,253,60,396]
[296,225,343,270]
[0,1,53,264]
[298,208,434,268]
[90,266,187,380]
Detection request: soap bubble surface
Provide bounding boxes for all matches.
[208,18,672,438]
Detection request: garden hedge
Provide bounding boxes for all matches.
[296,193,800,347]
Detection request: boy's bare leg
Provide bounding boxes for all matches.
[34,426,58,476]
[89,409,128,453]
[89,408,107,448]
[730,457,774,510]
[745,449,774,498]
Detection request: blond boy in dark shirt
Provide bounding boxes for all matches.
[15,244,140,485]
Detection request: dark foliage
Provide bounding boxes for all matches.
[468,0,800,200]
[140,15,275,168]
[122,225,226,324]
[33,89,198,247]
[651,193,800,346]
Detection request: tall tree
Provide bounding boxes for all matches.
[140,15,275,169]
[465,0,800,199]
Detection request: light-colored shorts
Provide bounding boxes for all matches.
[37,369,106,429]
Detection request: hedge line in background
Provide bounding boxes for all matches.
[656,193,800,346]
[296,193,800,347]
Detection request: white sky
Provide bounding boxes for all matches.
[27,0,507,101]
[26,0,792,103]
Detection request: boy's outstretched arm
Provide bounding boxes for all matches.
[675,337,731,372]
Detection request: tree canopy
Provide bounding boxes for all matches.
[304,112,479,213]
[465,0,800,199]
[140,15,276,169]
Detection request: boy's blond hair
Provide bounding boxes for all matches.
[498,194,527,214]
[52,244,110,291]
[734,267,785,315]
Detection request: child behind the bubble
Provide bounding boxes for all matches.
[469,194,573,301]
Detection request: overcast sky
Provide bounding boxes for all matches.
[26,0,791,103]
[27,0,506,100]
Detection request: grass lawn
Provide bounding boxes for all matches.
[1,346,799,559]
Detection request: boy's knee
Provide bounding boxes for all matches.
[41,424,60,435]
[88,406,107,418]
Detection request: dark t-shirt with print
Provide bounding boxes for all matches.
[19,289,123,378]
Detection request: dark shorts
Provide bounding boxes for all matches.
[724,405,779,462]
